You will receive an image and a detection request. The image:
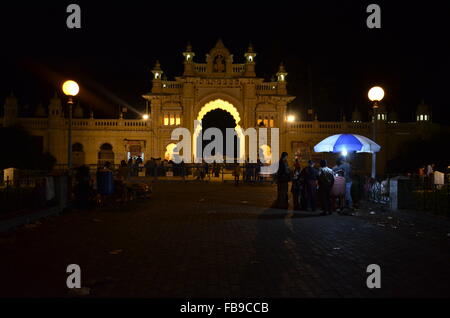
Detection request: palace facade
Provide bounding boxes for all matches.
[1,40,446,175]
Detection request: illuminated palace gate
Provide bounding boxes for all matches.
[143,39,295,162]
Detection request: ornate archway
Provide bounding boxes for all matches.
[193,98,245,162]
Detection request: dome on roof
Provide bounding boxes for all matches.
[73,102,83,118]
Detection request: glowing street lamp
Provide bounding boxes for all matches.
[287,114,295,123]
[142,114,149,120]
[62,80,80,97]
[368,86,384,107]
[368,86,384,179]
[62,80,79,172]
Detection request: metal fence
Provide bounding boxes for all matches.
[365,173,450,215]
[0,170,67,215]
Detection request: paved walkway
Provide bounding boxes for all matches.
[0,182,449,297]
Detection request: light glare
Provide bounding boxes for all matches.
[368,86,384,102]
[62,80,79,96]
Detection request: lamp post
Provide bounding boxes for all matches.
[62,80,80,172]
[368,86,384,179]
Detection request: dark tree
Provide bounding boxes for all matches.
[0,125,56,170]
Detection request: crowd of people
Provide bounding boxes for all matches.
[272,152,359,215]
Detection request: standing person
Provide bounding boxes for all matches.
[294,158,301,170]
[233,162,241,186]
[426,163,435,188]
[127,158,133,178]
[213,162,220,178]
[116,160,129,204]
[179,160,186,182]
[291,166,302,210]
[333,157,353,210]
[132,158,140,177]
[256,159,262,182]
[303,160,318,211]
[74,165,92,210]
[272,152,291,209]
[331,169,346,213]
[318,159,335,215]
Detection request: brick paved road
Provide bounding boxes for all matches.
[0,182,449,297]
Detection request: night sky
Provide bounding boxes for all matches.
[1,1,450,124]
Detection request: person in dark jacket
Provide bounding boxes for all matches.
[303,159,318,211]
[272,152,291,209]
[318,159,335,215]
[291,166,302,210]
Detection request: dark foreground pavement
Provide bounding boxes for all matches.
[0,182,449,298]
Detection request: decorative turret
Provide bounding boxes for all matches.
[183,42,196,76]
[152,60,163,80]
[3,92,18,127]
[244,43,257,77]
[276,62,287,82]
[151,60,163,93]
[73,101,83,118]
[416,99,431,122]
[48,92,63,128]
[276,62,288,95]
[373,101,387,122]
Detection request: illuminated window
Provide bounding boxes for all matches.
[424,115,428,121]
[175,114,181,125]
[164,115,169,125]
[269,117,274,127]
[257,116,263,126]
[170,114,175,125]
[263,117,269,127]
[420,115,424,121]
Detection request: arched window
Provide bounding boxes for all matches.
[98,143,114,166]
[72,142,83,152]
[257,116,263,126]
[72,143,85,167]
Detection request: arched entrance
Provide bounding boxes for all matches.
[98,143,114,166]
[72,142,85,167]
[193,99,244,162]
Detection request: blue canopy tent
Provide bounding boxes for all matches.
[314,134,381,176]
